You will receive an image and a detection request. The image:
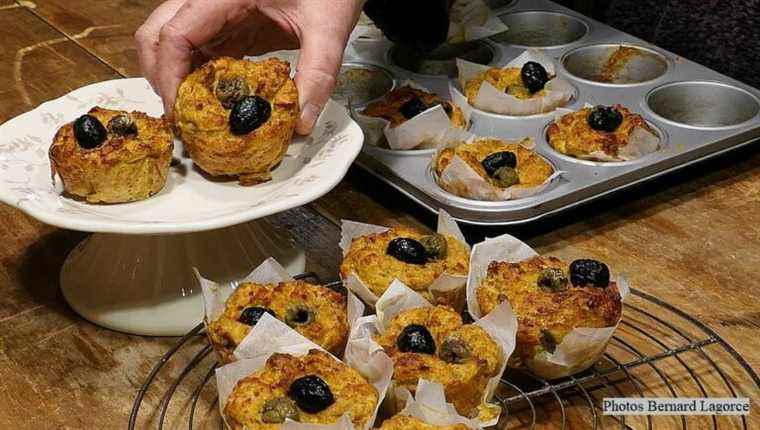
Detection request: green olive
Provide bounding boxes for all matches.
[261,397,299,423]
[285,305,315,327]
[539,329,557,354]
[493,166,520,188]
[419,233,448,260]
[537,268,568,292]
[107,113,137,136]
[216,76,250,109]
[439,337,471,364]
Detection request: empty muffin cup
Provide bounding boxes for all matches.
[332,63,395,107]
[491,11,588,48]
[390,40,496,77]
[562,44,668,85]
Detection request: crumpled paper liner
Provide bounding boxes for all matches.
[196,258,365,361]
[433,136,563,201]
[351,80,473,150]
[549,105,661,162]
[466,233,630,379]
[391,379,481,429]
[339,209,469,309]
[216,314,393,430]
[455,50,575,116]
[345,280,517,427]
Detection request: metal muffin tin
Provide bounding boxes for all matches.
[343,0,760,225]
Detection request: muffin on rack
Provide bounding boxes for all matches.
[374,305,501,420]
[433,137,555,200]
[224,349,378,429]
[547,104,660,161]
[340,226,469,307]
[173,57,298,185]
[49,107,173,203]
[378,415,469,429]
[362,85,467,129]
[207,280,349,363]
[476,255,623,374]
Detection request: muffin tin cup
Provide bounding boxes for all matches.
[491,10,590,49]
[561,43,671,87]
[333,62,396,108]
[388,40,501,78]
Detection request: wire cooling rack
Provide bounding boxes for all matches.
[129,273,758,429]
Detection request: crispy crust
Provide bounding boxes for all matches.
[378,415,469,429]
[361,86,467,129]
[207,280,349,364]
[224,349,378,430]
[48,107,173,203]
[476,256,622,366]
[173,57,298,185]
[546,104,656,159]
[339,226,469,306]
[375,306,501,419]
[434,137,554,193]
[464,67,550,104]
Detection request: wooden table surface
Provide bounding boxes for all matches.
[0,1,758,429]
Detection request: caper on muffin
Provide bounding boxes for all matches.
[49,107,173,203]
[378,415,469,429]
[434,137,554,199]
[362,86,467,129]
[465,61,554,103]
[374,306,501,421]
[207,280,349,363]
[173,57,298,185]
[547,104,659,161]
[476,256,623,372]
[224,349,378,429]
[340,227,469,306]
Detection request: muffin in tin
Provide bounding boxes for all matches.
[49,107,173,203]
[547,104,659,161]
[433,137,554,198]
[340,226,469,306]
[224,349,378,429]
[374,305,501,420]
[362,85,467,129]
[173,57,298,185]
[207,280,349,363]
[476,256,623,370]
[464,62,555,104]
[378,415,469,429]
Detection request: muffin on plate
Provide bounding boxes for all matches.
[378,415,469,429]
[207,280,349,363]
[433,137,555,200]
[464,61,555,104]
[340,226,469,306]
[476,256,623,372]
[374,305,501,420]
[224,349,378,429]
[173,57,298,185]
[362,85,467,129]
[49,107,173,203]
[547,104,660,161]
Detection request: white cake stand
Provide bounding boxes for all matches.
[0,78,363,336]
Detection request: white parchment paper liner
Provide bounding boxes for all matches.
[433,135,563,201]
[391,379,481,429]
[351,80,473,150]
[346,280,517,427]
[549,105,661,162]
[455,50,574,116]
[466,234,631,379]
[216,314,393,430]
[196,258,365,359]
[339,209,469,308]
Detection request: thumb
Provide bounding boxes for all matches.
[294,32,346,135]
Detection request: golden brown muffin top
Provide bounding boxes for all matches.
[362,85,467,129]
[224,349,378,430]
[547,104,656,159]
[464,67,552,103]
[378,415,470,429]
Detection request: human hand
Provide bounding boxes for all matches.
[135,0,362,134]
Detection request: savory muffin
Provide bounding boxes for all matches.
[362,86,467,129]
[224,349,378,429]
[465,61,554,104]
[173,57,298,185]
[547,104,659,161]
[477,256,623,371]
[434,137,554,198]
[207,280,349,363]
[49,107,173,203]
[340,227,469,305]
[375,306,501,420]
[378,415,469,429]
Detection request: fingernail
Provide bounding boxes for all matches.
[296,102,320,135]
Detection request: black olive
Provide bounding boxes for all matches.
[569,259,610,288]
[386,237,429,265]
[398,97,429,119]
[288,375,335,414]
[229,95,271,135]
[261,397,299,423]
[419,233,448,260]
[587,105,623,132]
[238,306,277,326]
[493,166,520,188]
[397,324,436,354]
[107,113,138,137]
[73,114,107,149]
[284,305,315,327]
[537,268,568,292]
[521,61,549,94]
[439,337,471,363]
[216,77,250,109]
[539,329,557,354]
[481,151,517,177]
